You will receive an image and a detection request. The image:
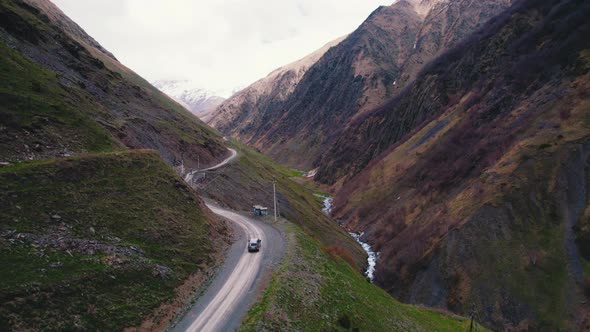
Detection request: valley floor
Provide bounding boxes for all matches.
[177,144,490,331]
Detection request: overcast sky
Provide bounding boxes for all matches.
[51,0,391,97]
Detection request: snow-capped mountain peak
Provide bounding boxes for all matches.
[152,80,226,118]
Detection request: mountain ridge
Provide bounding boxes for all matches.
[208,0,513,169]
[207,35,347,137]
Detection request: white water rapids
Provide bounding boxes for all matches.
[349,232,379,281]
[315,194,379,282]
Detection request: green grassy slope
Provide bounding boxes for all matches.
[0,40,118,160]
[195,139,367,269]
[241,224,488,331]
[0,150,227,331]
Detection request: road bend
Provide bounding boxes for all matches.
[184,148,238,182]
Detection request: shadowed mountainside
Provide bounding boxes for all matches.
[317,0,590,329]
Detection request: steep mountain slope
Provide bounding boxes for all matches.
[152,80,226,120]
[317,0,590,329]
[209,0,512,169]
[0,151,228,331]
[208,35,346,138]
[0,0,231,330]
[0,0,228,168]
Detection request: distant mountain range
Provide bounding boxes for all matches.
[152,80,226,121]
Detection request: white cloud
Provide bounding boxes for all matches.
[51,0,391,97]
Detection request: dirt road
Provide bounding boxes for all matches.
[171,205,284,332]
[184,148,238,183]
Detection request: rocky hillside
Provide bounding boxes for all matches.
[0,0,228,169]
[208,0,512,169]
[152,80,226,120]
[317,0,590,329]
[208,35,346,138]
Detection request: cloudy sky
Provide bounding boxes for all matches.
[52,0,391,97]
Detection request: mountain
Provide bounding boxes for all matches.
[207,35,346,136]
[0,150,228,331]
[0,1,479,330]
[315,0,590,329]
[208,0,512,169]
[0,0,228,169]
[0,0,230,329]
[152,80,225,120]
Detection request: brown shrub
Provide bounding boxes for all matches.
[324,245,357,270]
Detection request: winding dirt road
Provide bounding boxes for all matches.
[172,149,284,332]
[184,148,238,182]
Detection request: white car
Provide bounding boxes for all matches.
[248,239,261,252]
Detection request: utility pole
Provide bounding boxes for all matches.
[180,152,186,178]
[198,155,200,170]
[272,177,277,222]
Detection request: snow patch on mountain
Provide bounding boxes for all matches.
[152,80,226,117]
